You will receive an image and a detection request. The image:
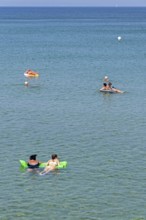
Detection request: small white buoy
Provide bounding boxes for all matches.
[117,36,122,41]
[24,81,29,86]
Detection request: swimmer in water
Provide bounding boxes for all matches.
[24,81,29,86]
[107,82,124,93]
[40,154,60,175]
[100,83,108,91]
[103,76,109,82]
[27,154,40,172]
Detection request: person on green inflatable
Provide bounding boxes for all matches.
[40,154,60,175]
[27,154,40,171]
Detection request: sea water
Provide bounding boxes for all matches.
[0,7,146,220]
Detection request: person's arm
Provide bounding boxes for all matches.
[56,158,60,165]
[46,160,51,166]
[116,89,123,93]
[100,87,105,91]
[113,88,123,93]
[37,160,41,165]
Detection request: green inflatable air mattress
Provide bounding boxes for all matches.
[19,160,67,169]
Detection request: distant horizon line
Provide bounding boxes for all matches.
[0,6,146,8]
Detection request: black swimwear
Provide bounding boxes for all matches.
[27,163,40,169]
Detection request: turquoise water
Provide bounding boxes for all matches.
[0,7,146,220]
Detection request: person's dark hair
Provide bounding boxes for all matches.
[103,83,107,86]
[30,154,37,160]
[108,82,112,86]
[52,154,58,160]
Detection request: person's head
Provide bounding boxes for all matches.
[108,82,112,87]
[103,83,107,87]
[104,76,109,82]
[24,81,29,86]
[30,154,37,160]
[52,154,58,160]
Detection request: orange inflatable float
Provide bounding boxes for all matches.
[24,69,39,78]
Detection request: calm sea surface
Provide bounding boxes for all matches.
[0,7,146,220]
